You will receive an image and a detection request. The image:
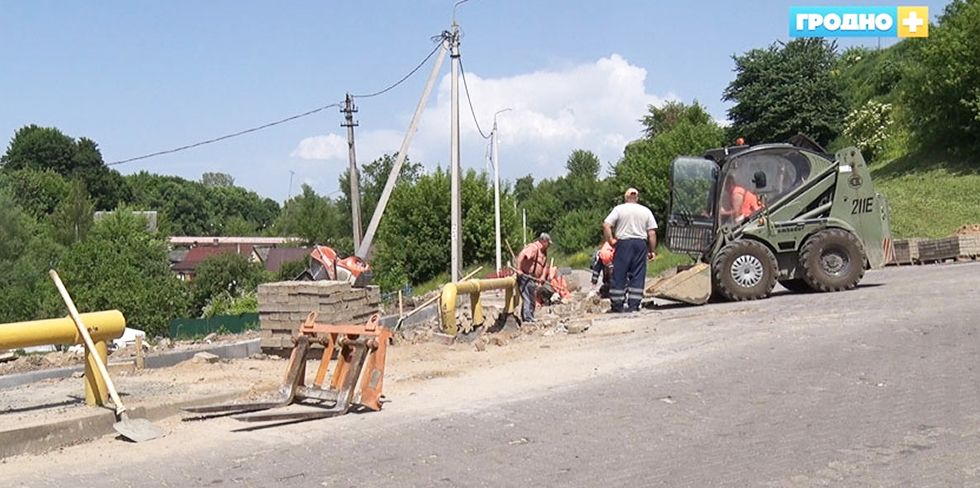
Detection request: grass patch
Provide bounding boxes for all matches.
[872,151,980,238]
[648,245,695,276]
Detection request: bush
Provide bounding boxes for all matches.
[191,253,269,316]
[551,208,606,254]
[201,291,259,318]
[843,100,893,162]
[55,210,190,336]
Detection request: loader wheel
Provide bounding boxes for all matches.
[800,229,865,292]
[778,279,812,293]
[712,240,778,301]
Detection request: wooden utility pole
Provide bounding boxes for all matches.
[342,94,363,249]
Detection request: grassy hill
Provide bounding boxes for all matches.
[872,152,980,238]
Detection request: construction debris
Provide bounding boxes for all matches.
[192,352,221,364]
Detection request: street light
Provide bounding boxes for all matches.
[491,108,512,273]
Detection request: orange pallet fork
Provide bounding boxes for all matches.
[184,313,391,424]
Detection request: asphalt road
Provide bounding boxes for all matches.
[6,263,980,487]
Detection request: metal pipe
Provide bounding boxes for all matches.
[0,310,126,350]
[440,276,518,335]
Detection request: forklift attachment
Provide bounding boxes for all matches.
[183,313,391,426]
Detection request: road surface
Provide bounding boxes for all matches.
[3,263,979,487]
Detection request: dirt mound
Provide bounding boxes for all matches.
[955,224,980,235]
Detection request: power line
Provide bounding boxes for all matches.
[106,36,449,167]
[107,102,342,166]
[459,57,491,139]
[351,41,444,99]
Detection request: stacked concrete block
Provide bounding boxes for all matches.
[956,234,980,258]
[257,281,381,355]
[892,238,922,265]
[917,237,961,263]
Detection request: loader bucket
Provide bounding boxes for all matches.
[644,262,711,305]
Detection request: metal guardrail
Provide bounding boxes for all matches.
[439,276,519,335]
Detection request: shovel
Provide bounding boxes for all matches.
[49,270,164,443]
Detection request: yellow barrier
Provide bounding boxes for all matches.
[440,276,519,335]
[0,310,126,406]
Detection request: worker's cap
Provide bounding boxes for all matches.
[538,232,552,243]
[624,188,639,197]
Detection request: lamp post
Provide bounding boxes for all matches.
[491,108,512,273]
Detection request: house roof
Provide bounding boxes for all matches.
[172,244,256,273]
[263,247,311,273]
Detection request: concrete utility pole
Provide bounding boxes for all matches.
[522,208,527,245]
[491,108,512,273]
[356,37,449,259]
[342,94,363,249]
[449,22,462,282]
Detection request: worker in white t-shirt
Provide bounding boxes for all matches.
[602,188,658,312]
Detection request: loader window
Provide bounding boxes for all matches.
[666,157,718,254]
[718,148,812,227]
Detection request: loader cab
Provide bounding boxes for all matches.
[665,145,815,255]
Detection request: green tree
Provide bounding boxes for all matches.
[612,119,725,220]
[1,125,76,174]
[514,175,534,204]
[337,154,423,240]
[641,100,713,139]
[126,173,210,235]
[274,184,347,248]
[190,252,269,316]
[49,180,95,246]
[1,126,131,210]
[902,0,980,155]
[723,38,847,147]
[0,168,70,218]
[201,172,235,188]
[551,207,606,254]
[55,210,190,336]
[0,189,64,323]
[371,168,519,290]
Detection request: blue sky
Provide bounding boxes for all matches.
[0,1,950,202]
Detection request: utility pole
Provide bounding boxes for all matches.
[356,35,449,259]
[284,170,295,236]
[449,21,462,282]
[491,108,512,273]
[341,94,363,249]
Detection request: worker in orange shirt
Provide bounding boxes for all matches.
[720,171,765,225]
[590,241,615,298]
[515,233,552,323]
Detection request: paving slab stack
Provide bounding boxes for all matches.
[257,281,381,356]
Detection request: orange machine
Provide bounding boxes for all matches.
[184,313,391,425]
[297,245,373,287]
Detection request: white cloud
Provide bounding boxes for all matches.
[291,54,675,185]
[291,133,347,160]
[291,130,404,163]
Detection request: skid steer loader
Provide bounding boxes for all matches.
[647,136,893,305]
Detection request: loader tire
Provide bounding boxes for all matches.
[800,228,865,292]
[778,279,812,293]
[712,240,778,301]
